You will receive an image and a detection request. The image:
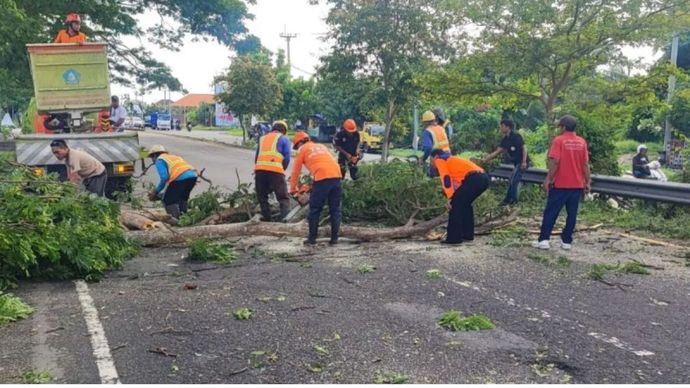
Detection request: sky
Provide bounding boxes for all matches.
[112,0,331,104]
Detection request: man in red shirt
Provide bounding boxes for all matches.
[533,115,591,250]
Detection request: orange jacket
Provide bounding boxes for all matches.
[434,156,484,199]
[158,154,196,185]
[54,30,87,43]
[290,142,342,192]
[255,132,287,174]
[426,125,451,152]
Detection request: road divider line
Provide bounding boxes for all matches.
[75,280,120,384]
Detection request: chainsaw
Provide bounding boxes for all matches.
[283,182,312,222]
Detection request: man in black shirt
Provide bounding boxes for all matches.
[333,119,361,180]
[482,119,529,205]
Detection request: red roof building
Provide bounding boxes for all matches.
[171,94,216,108]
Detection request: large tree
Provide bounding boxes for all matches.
[215,56,283,142]
[427,0,690,119]
[0,0,256,111]
[316,0,458,160]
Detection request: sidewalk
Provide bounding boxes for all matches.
[144,128,245,147]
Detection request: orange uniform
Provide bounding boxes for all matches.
[54,30,87,43]
[290,142,342,193]
[434,156,484,199]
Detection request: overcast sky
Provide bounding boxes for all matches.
[113,1,661,104]
[112,0,331,103]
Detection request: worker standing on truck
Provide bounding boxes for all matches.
[255,121,292,222]
[54,13,87,44]
[109,96,128,132]
[432,150,490,245]
[419,110,451,177]
[50,139,107,197]
[290,131,343,246]
[481,119,530,206]
[147,145,198,219]
[333,119,361,180]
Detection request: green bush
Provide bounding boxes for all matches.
[570,111,621,176]
[187,239,238,264]
[449,107,502,153]
[21,98,37,134]
[0,292,33,325]
[0,167,136,290]
[523,124,552,155]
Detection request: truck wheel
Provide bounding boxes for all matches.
[105,177,132,200]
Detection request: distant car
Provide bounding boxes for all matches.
[125,116,144,130]
[157,113,172,130]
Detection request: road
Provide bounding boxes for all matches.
[2,132,690,383]
[137,131,255,195]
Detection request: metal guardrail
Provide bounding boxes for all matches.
[490,164,690,205]
[0,141,14,152]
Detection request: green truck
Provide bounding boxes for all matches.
[15,43,140,196]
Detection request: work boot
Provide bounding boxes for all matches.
[165,204,181,220]
[179,200,189,214]
[259,203,272,222]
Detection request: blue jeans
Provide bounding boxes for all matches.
[505,165,523,203]
[538,188,583,244]
[308,178,342,242]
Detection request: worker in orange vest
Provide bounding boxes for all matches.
[147,145,198,219]
[255,120,292,221]
[420,110,452,177]
[54,13,87,44]
[290,131,343,245]
[431,149,490,245]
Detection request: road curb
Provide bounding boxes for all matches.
[140,130,254,150]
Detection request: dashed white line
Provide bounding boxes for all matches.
[75,280,120,384]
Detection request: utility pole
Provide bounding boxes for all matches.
[413,104,419,152]
[279,27,297,68]
[663,34,680,161]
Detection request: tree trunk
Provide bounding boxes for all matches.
[127,214,449,247]
[381,99,396,162]
[239,114,246,143]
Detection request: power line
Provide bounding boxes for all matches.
[279,27,298,67]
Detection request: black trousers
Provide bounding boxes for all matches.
[338,155,359,180]
[308,178,342,242]
[446,172,490,243]
[83,171,107,197]
[163,178,197,211]
[255,170,290,221]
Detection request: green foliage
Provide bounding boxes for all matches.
[179,183,255,226]
[358,264,377,274]
[587,263,617,280]
[568,111,621,176]
[0,292,33,325]
[342,161,445,225]
[187,239,237,264]
[620,261,650,275]
[373,370,409,384]
[233,307,253,320]
[425,269,443,279]
[523,125,552,155]
[670,89,690,137]
[0,167,136,290]
[21,98,37,134]
[438,310,495,331]
[449,107,502,153]
[22,371,52,384]
[489,225,529,247]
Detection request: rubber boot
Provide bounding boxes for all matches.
[165,204,181,220]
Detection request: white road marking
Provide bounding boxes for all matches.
[446,277,656,357]
[75,280,120,384]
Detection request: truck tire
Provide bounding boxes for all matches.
[105,176,132,199]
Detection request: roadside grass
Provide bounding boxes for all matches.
[588,261,651,280]
[232,307,253,320]
[187,239,238,264]
[425,269,443,279]
[528,254,572,268]
[0,292,33,325]
[358,264,377,274]
[438,310,495,331]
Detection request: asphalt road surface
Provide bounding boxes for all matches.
[2,132,690,383]
[137,131,256,195]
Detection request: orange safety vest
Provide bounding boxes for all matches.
[426,125,451,152]
[158,154,195,185]
[255,132,286,174]
[434,156,483,199]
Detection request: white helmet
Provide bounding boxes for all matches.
[147,144,168,157]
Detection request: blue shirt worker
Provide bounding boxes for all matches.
[419,110,452,177]
[147,145,198,219]
[254,120,292,221]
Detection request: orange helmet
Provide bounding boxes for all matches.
[292,131,311,149]
[66,13,81,23]
[343,119,357,133]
